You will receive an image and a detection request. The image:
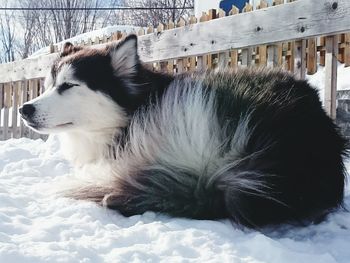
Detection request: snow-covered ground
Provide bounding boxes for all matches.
[1,136,350,262]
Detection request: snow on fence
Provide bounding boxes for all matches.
[0,0,350,140]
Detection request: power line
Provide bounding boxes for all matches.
[0,6,194,11]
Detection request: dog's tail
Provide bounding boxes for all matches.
[82,150,280,228]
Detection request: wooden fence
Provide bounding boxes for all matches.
[0,0,350,140]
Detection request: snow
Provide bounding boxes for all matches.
[1,135,350,262]
[30,25,140,58]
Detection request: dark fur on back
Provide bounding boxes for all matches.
[60,36,347,229]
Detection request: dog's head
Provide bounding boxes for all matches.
[19,35,140,134]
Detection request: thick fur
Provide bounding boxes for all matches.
[20,35,347,228]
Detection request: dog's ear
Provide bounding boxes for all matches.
[60,42,83,57]
[108,34,139,77]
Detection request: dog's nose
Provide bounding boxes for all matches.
[19,104,36,119]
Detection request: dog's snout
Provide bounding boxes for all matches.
[19,104,36,119]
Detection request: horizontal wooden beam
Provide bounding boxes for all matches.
[0,0,350,83]
[0,53,58,83]
[139,0,350,62]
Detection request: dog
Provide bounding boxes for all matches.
[19,35,347,228]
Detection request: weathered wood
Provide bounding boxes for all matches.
[257,45,267,66]
[157,23,168,73]
[319,37,326,66]
[267,45,278,67]
[307,38,317,74]
[0,53,58,83]
[1,0,349,82]
[241,4,253,67]
[197,12,209,70]
[20,81,28,138]
[229,6,239,70]
[294,40,307,79]
[3,83,10,140]
[189,16,198,71]
[11,82,19,138]
[166,20,175,73]
[345,33,350,67]
[176,18,186,73]
[207,9,216,69]
[137,0,350,62]
[324,35,338,119]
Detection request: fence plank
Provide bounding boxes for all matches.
[294,40,307,79]
[207,9,217,69]
[11,82,19,138]
[345,33,350,67]
[19,81,26,138]
[176,18,186,73]
[241,3,253,67]
[197,12,209,70]
[229,6,239,70]
[189,16,198,71]
[3,83,10,140]
[307,38,317,74]
[324,35,338,119]
[157,23,168,73]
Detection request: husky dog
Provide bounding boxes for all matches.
[19,35,347,228]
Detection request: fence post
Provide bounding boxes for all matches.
[324,35,338,119]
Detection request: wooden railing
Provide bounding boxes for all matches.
[0,0,350,140]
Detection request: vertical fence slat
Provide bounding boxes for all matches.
[345,33,350,67]
[294,40,306,79]
[307,38,317,74]
[11,82,19,138]
[256,1,269,67]
[207,9,217,69]
[197,12,209,70]
[241,3,254,67]
[217,9,229,69]
[189,16,198,71]
[229,6,239,71]
[20,81,28,138]
[176,18,186,73]
[324,35,338,119]
[3,83,10,140]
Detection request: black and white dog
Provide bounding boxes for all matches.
[19,35,347,228]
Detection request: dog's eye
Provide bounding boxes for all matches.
[57,82,78,94]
